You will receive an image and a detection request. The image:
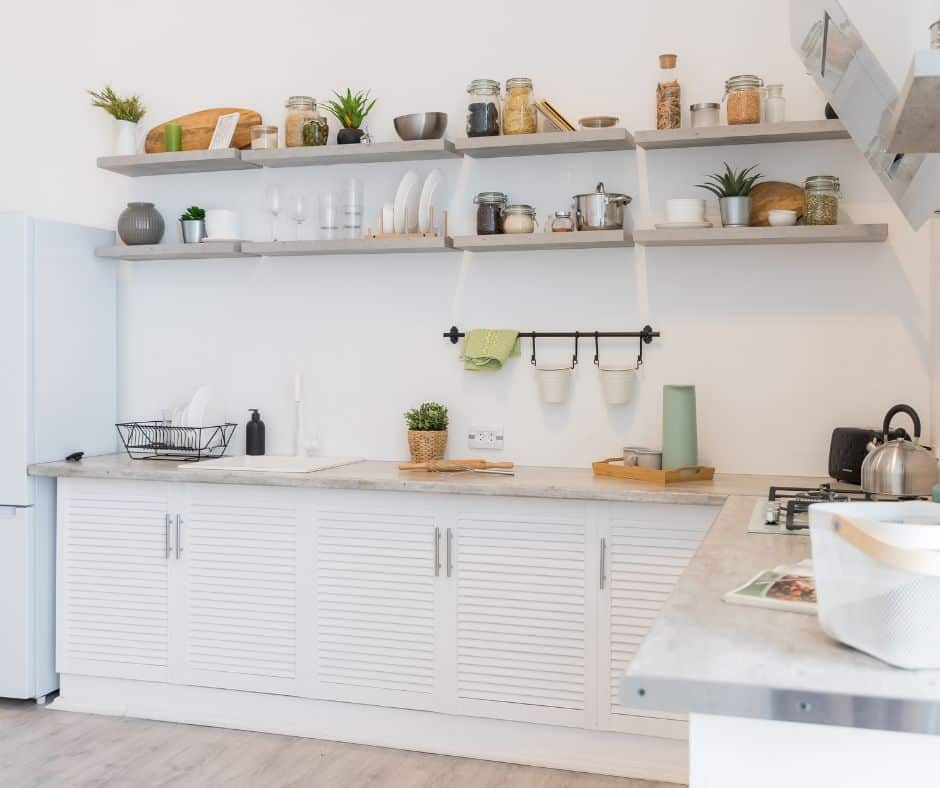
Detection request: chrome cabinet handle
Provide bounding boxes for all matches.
[599,537,607,590]
[175,514,183,560]
[164,514,172,560]
[446,528,453,578]
[434,527,441,576]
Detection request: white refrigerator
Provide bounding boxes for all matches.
[0,212,116,701]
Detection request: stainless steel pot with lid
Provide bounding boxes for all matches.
[860,404,939,496]
[573,182,631,230]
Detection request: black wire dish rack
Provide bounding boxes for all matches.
[117,421,238,461]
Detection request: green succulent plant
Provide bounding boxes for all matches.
[322,89,376,129]
[696,162,763,198]
[87,85,146,122]
[404,402,448,432]
[179,206,206,222]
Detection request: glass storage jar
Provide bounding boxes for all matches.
[550,211,574,232]
[656,54,681,130]
[803,175,840,225]
[724,75,763,125]
[503,77,537,135]
[250,124,279,150]
[466,79,501,137]
[285,96,328,148]
[690,102,720,128]
[764,84,786,123]
[474,191,507,234]
[503,204,537,233]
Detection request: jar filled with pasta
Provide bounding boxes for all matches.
[803,175,840,225]
[724,75,763,125]
[656,54,681,130]
[503,77,537,135]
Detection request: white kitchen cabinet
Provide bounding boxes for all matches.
[597,502,714,736]
[447,497,595,728]
[57,478,173,682]
[307,491,445,711]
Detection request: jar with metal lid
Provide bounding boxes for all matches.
[803,175,840,225]
[474,191,507,234]
[690,102,720,128]
[724,75,763,125]
[503,204,537,234]
[764,84,786,123]
[467,79,501,137]
[285,96,328,147]
[550,211,574,232]
[503,77,537,135]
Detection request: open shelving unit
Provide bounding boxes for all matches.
[633,119,849,150]
[242,237,453,256]
[97,149,258,177]
[454,128,635,158]
[452,230,634,252]
[633,224,888,247]
[95,242,257,260]
[241,139,458,168]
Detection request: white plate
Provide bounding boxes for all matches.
[418,169,444,233]
[654,221,713,229]
[394,170,420,233]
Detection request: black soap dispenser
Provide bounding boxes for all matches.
[246,409,266,456]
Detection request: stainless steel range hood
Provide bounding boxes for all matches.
[790,0,940,228]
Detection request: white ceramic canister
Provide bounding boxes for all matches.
[204,209,240,240]
[536,365,572,404]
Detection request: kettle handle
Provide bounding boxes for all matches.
[883,404,921,440]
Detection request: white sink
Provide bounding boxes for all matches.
[182,455,362,473]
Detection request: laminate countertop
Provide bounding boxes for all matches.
[621,495,940,735]
[28,453,823,506]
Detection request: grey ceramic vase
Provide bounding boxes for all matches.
[118,202,165,245]
[719,196,751,227]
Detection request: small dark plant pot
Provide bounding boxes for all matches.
[337,128,365,145]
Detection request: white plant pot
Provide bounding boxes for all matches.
[114,119,139,156]
[599,366,637,405]
[536,365,572,404]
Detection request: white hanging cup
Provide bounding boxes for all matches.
[599,365,637,405]
[536,365,572,404]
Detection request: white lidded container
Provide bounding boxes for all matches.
[810,501,940,669]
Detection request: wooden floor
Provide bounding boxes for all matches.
[0,699,679,787]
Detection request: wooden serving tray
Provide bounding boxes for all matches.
[592,457,715,484]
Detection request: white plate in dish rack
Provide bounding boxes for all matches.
[393,170,420,233]
[182,456,363,473]
[418,168,444,233]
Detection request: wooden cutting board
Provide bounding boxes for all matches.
[144,107,262,153]
[749,181,805,226]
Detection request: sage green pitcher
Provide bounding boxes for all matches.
[662,385,698,470]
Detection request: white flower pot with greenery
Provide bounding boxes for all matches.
[88,85,146,156]
[696,162,763,227]
[404,402,448,463]
[179,206,207,244]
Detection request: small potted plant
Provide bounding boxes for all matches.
[179,206,207,244]
[404,402,448,463]
[323,89,377,144]
[696,162,762,227]
[87,85,146,156]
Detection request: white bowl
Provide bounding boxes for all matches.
[768,209,798,226]
[666,198,706,224]
[599,366,637,406]
[536,365,572,404]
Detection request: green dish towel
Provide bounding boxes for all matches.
[462,329,521,371]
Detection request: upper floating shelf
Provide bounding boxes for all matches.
[242,237,453,256]
[454,128,635,158]
[95,241,257,260]
[633,120,849,150]
[242,139,459,167]
[633,224,887,247]
[97,149,259,177]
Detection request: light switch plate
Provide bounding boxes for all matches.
[468,425,504,450]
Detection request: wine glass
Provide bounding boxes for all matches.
[265,185,281,242]
[291,194,309,239]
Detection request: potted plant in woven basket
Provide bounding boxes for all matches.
[405,402,448,463]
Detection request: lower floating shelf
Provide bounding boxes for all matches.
[633,224,888,247]
[242,236,454,256]
[95,242,256,260]
[452,230,634,252]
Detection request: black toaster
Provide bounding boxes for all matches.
[829,426,910,485]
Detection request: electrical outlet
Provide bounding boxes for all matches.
[468,425,504,450]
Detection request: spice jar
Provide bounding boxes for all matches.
[724,75,763,125]
[803,176,840,225]
[466,79,501,137]
[503,204,537,234]
[503,77,537,135]
[285,96,328,147]
[474,192,507,235]
[550,211,574,232]
[250,125,278,150]
[690,103,720,128]
[764,84,786,123]
[656,54,681,130]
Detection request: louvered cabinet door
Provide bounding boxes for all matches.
[178,484,301,696]
[451,497,591,727]
[57,478,172,682]
[310,491,441,711]
[600,502,715,735]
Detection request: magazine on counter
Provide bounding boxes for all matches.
[723,559,817,614]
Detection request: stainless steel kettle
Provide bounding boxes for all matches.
[860,404,939,496]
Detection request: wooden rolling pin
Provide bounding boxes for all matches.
[399,460,515,472]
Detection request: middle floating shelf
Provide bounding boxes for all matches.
[241,138,459,168]
[242,236,453,256]
[453,230,634,251]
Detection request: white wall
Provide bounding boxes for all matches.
[14,0,933,473]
